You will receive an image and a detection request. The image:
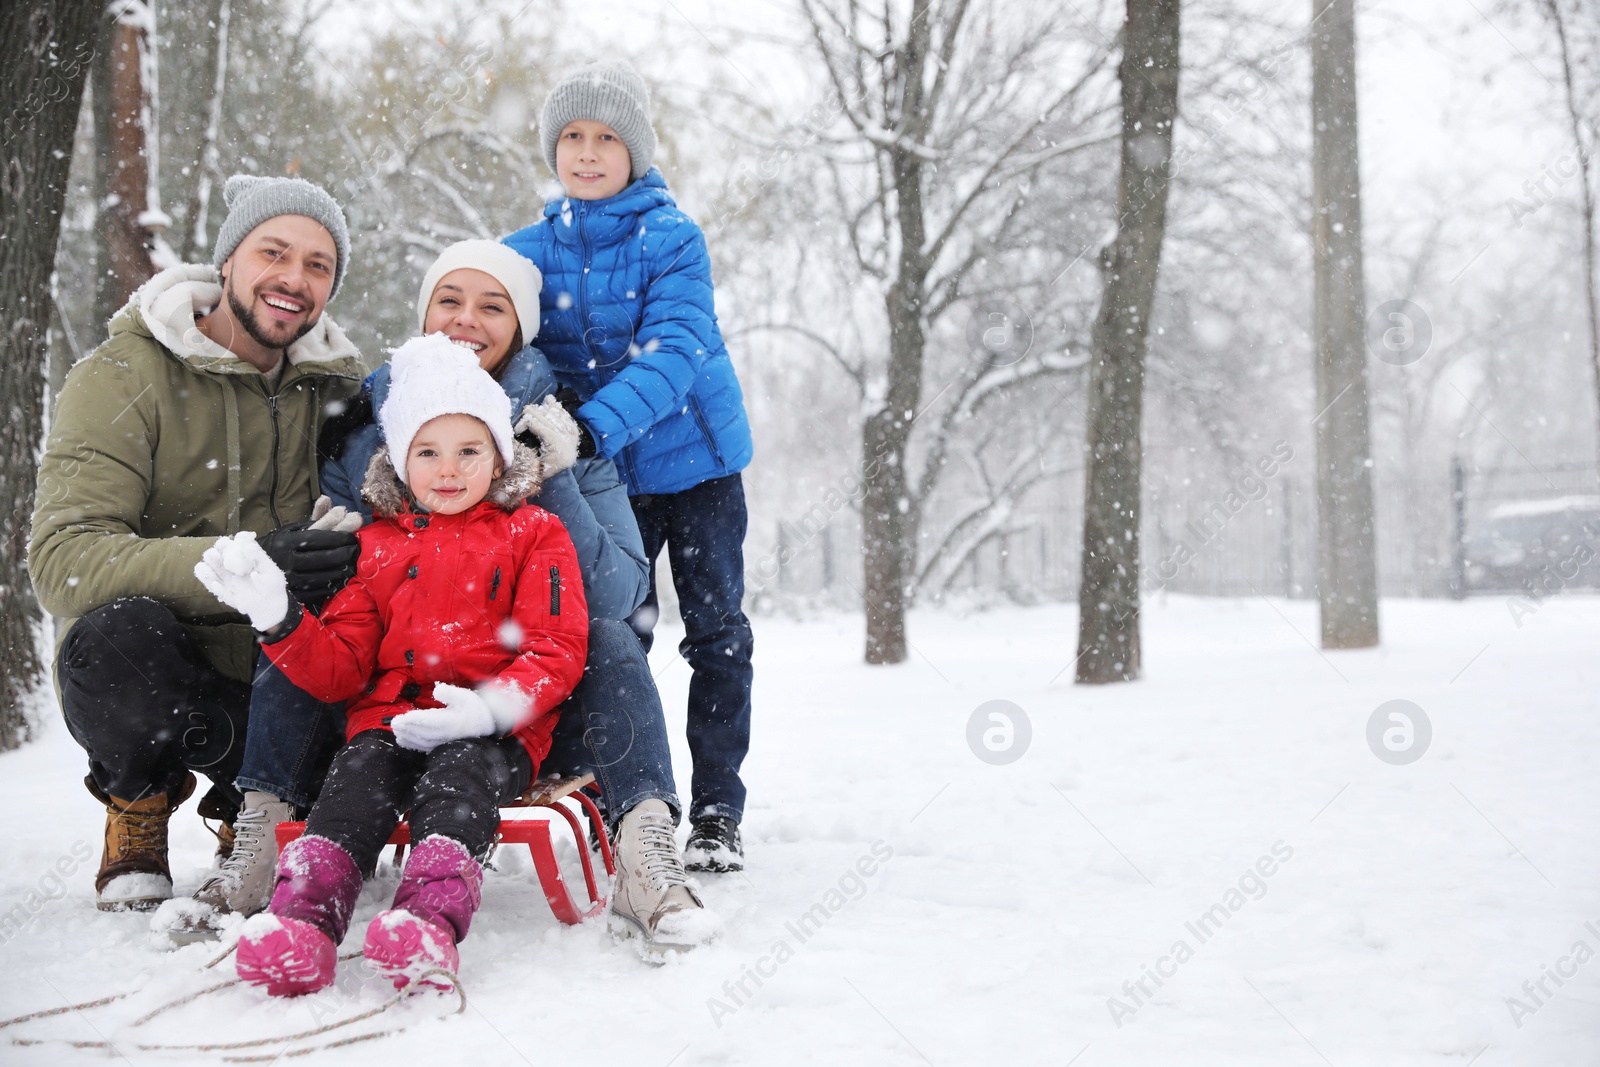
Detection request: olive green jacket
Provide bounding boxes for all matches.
[29,264,365,683]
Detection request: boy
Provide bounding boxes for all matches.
[505,60,754,871]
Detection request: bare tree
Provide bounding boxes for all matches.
[1310,0,1379,648]
[181,0,230,262]
[800,0,1117,663]
[1539,0,1600,470]
[1075,0,1181,684]
[91,0,171,326]
[1,0,99,748]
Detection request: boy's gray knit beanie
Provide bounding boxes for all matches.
[212,175,350,299]
[540,60,657,182]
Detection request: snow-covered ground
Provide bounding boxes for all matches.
[1,594,1597,1065]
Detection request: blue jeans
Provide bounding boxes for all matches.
[235,655,345,811]
[628,473,753,823]
[544,618,681,829]
[239,619,680,824]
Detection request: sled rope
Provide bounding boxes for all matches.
[3,951,464,1057]
[0,993,128,1033]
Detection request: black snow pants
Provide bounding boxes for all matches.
[304,729,533,875]
[58,597,251,810]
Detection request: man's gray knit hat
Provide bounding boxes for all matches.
[540,60,657,182]
[212,174,350,299]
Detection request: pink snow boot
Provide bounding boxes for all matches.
[237,835,362,996]
[363,835,482,990]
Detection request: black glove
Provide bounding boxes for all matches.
[554,386,598,459]
[257,522,359,606]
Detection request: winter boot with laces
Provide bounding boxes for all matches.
[609,800,720,958]
[157,791,295,945]
[87,772,195,912]
[684,815,744,874]
[237,835,362,996]
[364,836,482,990]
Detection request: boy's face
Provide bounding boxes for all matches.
[555,120,632,200]
[423,269,521,374]
[406,413,502,516]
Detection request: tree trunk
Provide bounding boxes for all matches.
[0,0,100,748]
[862,0,934,665]
[1543,0,1600,472]
[1310,0,1379,649]
[182,0,230,262]
[1075,0,1181,684]
[93,1,163,328]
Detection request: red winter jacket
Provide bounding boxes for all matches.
[262,484,588,769]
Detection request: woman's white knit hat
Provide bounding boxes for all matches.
[415,239,543,340]
[379,334,516,486]
[540,60,657,182]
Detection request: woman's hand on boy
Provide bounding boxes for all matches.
[515,395,582,478]
[194,531,290,631]
[555,386,598,459]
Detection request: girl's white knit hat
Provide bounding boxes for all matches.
[379,334,516,486]
[415,239,543,340]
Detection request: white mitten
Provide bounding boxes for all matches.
[307,493,363,534]
[391,683,493,752]
[390,682,530,752]
[194,531,290,630]
[515,395,580,478]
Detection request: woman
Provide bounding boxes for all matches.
[182,241,713,956]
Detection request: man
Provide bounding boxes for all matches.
[29,175,363,911]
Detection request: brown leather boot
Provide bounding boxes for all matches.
[85,773,196,912]
[196,786,237,863]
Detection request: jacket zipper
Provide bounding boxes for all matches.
[688,395,728,467]
[267,390,283,528]
[618,448,638,491]
[490,566,501,601]
[575,201,594,378]
[549,565,561,616]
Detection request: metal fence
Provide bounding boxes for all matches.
[749,457,1600,609]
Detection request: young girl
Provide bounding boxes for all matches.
[196,335,589,994]
[504,60,755,872]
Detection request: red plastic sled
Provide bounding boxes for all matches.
[275,773,616,925]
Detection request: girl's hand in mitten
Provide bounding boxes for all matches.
[390,682,530,752]
[194,532,290,630]
[390,683,495,752]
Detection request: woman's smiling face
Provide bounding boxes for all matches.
[422,269,521,374]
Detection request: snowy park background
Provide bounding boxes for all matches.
[3,594,1599,1064]
[4,0,1600,1061]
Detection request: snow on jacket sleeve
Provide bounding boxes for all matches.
[576,219,724,459]
[259,569,385,703]
[499,509,590,742]
[30,350,226,619]
[533,458,648,620]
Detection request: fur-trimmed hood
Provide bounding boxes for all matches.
[117,263,361,376]
[361,441,544,519]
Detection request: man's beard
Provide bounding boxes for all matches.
[226,276,316,352]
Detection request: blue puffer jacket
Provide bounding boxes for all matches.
[502,169,752,496]
[319,346,650,621]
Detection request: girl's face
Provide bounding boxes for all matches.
[406,413,501,515]
[555,120,632,201]
[422,269,520,374]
